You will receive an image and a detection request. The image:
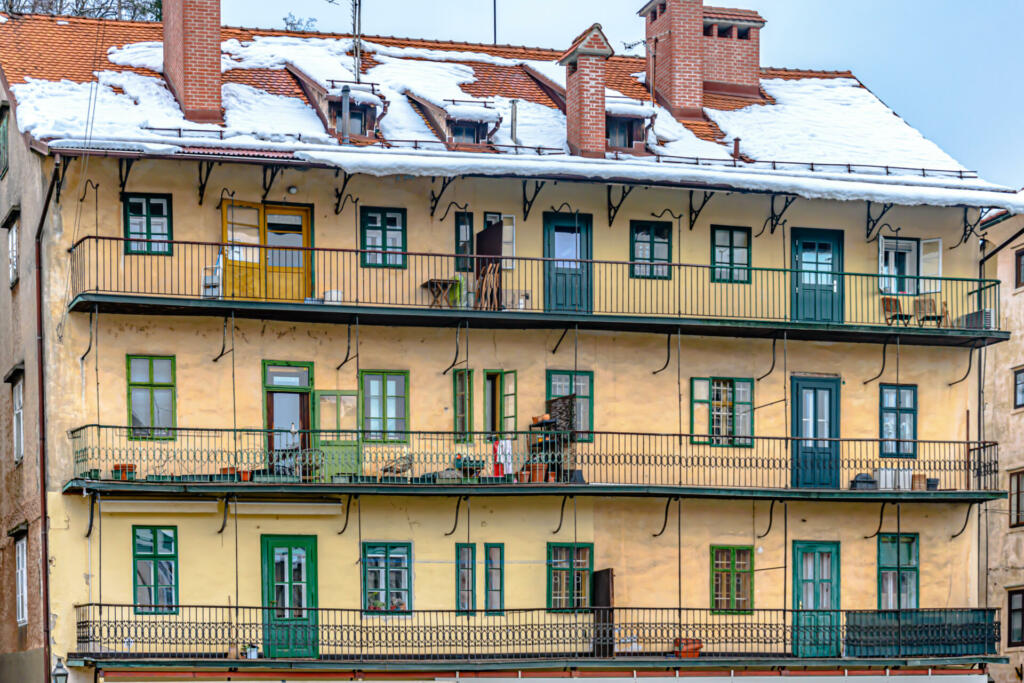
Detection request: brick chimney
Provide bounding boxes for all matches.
[558,24,614,158]
[163,0,222,123]
[638,0,764,120]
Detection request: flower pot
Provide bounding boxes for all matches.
[529,463,548,483]
[239,470,253,482]
[517,470,530,483]
[673,637,702,658]
[112,464,136,481]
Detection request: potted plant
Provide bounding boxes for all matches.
[245,643,259,659]
[112,463,136,481]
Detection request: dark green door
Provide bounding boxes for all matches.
[793,541,840,658]
[543,212,592,313]
[791,376,840,488]
[792,228,844,323]
[261,535,318,658]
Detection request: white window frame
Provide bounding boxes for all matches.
[878,236,942,295]
[15,536,27,625]
[12,377,23,464]
[7,220,17,286]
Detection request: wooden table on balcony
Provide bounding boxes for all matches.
[422,278,460,308]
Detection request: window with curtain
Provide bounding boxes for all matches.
[878,533,918,609]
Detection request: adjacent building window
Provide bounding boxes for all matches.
[1015,369,1024,409]
[547,370,594,441]
[453,368,473,443]
[878,533,918,609]
[454,211,474,272]
[880,384,916,457]
[0,106,8,178]
[7,219,17,285]
[15,536,27,625]
[691,377,753,446]
[1011,471,1024,528]
[133,526,177,613]
[1016,249,1024,289]
[547,542,592,611]
[711,545,753,613]
[360,207,407,267]
[361,371,408,442]
[630,220,671,279]
[123,194,172,254]
[711,226,750,283]
[483,370,517,438]
[456,543,475,612]
[12,377,23,463]
[1009,589,1024,647]
[363,542,410,612]
[127,355,175,439]
[878,236,942,294]
[485,543,504,613]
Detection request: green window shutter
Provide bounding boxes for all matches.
[546,542,593,612]
[877,533,919,609]
[629,220,672,279]
[484,543,504,614]
[122,194,173,255]
[690,377,711,445]
[546,370,594,442]
[711,226,751,283]
[691,377,753,447]
[360,370,409,443]
[880,384,917,457]
[126,355,176,440]
[132,526,178,614]
[456,543,476,613]
[500,370,517,437]
[454,212,474,272]
[710,545,753,613]
[362,542,411,612]
[360,206,407,268]
[453,369,473,443]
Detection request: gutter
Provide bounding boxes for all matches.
[36,154,61,682]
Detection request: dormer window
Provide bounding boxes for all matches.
[451,121,485,145]
[336,106,369,137]
[607,117,639,149]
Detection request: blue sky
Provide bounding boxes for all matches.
[223,0,1024,188]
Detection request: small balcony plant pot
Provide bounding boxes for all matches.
[529,463,548,483]
[517,470,531,484]
[245,644,259,659]
[112,464,136,481]
[80,468,100,480]
[673,637,702,658]
[926,478,939,491]
[239,470,253,482]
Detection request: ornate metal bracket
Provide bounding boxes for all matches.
[652,497,679,538]
[444,495,468,536]
[79,305,97,365]
[950,207,986,249]
[439,201,468,223]
[197,161,215,206]
[552,495,573,534]
[757,500,776,539]
[216,496,230,534]
[334,171,358,216]
[336,318,360,370]
[863,337,891,385]
[54,156,73,203]
[442,321,468,375]
[864,502,888,539]
[522,180,546,221]
[688,190,715,231]
[607,185,635,227]
[756,336,778,382]
[865,201,896,242]
[118,158,135,195]
[261,165,283,201]
[212,315,234,363]
[948,346,974,386]
[950,504,973,539]
[652,333,673,375]
[754,194,797,238]
[429,177,456,218]
[338,494,357,535]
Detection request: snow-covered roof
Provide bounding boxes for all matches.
[0,12,1020,213]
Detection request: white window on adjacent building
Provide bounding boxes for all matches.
[15,536,27,625]
[12,377,23,463]
[7,220,18,285]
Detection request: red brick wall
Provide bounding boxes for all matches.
[702,26,760,96]
[645,0,703,119]
[565,33,609,158]
[163,0,222,123]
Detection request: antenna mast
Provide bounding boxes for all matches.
[352,0,363,84]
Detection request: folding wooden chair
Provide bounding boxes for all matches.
[881,296,912,326]
[913,297,948,327]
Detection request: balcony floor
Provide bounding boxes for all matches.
[69,294,1009,348]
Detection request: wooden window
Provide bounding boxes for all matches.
[133,526,178,614]
[451,122,481,144]
[484,370,517,438]
[1009,589,1024,647]
[360,207,407,268]
[361,371,409,442]
[127,355,175,439]
[1015,369,1024,409]
[691,378,753,446]
[547,542,592,611]
[14,536,26,625]
[455,212,474,272]
[485,543,504,613]
[606,117,635,148]
[880,384,916,457]
[453,368,473,443]
[630,220,671,279]
[7,219,17,285]
[123,194,172,254]
[877,533,918,609]
[0,106,8,179]
[711,545,753,613]
[1011,471,1024,528]
[546,370,594,441]
[456,543,475,612]
[362,542,410,612]
[1016,250,1024,289]
[711,226,750,283]
[12,377,22,463]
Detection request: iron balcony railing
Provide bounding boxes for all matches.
[73,605,998,662]
[68,236,1002,333]
[68,426,1000,492]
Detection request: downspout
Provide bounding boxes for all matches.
[36,154,61,682]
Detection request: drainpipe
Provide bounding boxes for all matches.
[341,86,352,145]
[36,154,61,682]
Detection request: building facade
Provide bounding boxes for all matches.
[0,1,1019,682]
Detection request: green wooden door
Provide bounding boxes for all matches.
[261,535,318,658]
[791,376,841,488]
[791,228,844,323]
[793,540,840,658]
[313,390,360,481]
[543,211,593,313]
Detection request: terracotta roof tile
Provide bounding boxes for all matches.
[223,68,309,104]
[703,6,766,23]
[454,61,558,108]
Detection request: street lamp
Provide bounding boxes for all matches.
[51,657,69,683]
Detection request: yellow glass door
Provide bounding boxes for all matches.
[265,206,311,301]
[221,201,311,301]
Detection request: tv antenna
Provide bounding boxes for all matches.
[352,0,363,83]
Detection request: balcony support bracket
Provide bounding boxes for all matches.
[863,337,892,385]
[336,318,360,370]
[444,495,468,537]
[212,315,234,363]
[338,494,357,535]
[652,333,672,375]
[261,165,283,201]
[552,495,573,534]
[54,156,73,204]
[951,207,986,249]
[429,177,456,218]
[951,503,973,539]
[551,328,570,355]
[865,201,897,242]
[607,185,634,227]
[522,180,546,221]
[652,496,679,538]
[864,502,888,539]
[948,346,975,386]
[118,158,135,195]
[756,335,780,382]
[197,161,216,206]
[688,190,714,231]
[757,500,776,539]
[755,194,797,238]
[216,496,230,534]
[443,321,469,375]
[439,201,468,223]
[334,171,358,216]
[84,492,97,538]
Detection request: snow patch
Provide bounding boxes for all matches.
[222,82,333,143]
[107,41,164,72]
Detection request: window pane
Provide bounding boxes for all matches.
[157,529,175,554]
[135,528,154,554]
[129,357,150,383]
[267,366,309,387]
